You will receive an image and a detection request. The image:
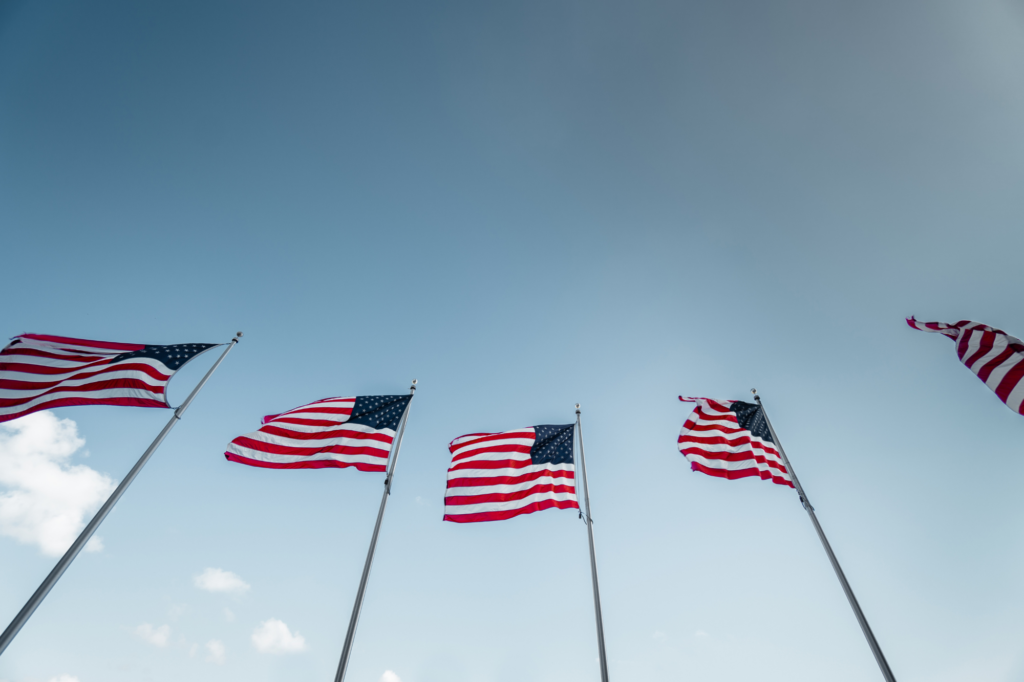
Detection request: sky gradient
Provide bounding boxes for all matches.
[2,1,1024,681]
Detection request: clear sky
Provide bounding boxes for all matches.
[1,1,1023,681]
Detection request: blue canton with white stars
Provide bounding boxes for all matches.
[731,401,774,443]
[530,424,575,465]
[349,395,411,431]
[112,343,216,371]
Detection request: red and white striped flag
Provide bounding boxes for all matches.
[444,425,579,523]
[0,334,216,423]
[908,317,1024,416]
[225,395,411,472]
[677,397,793,487]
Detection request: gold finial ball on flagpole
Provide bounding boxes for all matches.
[236,332,244,338]
[750,388,757,395]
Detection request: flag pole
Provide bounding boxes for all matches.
[334,380,417,682]
[575,403,610,682]
[751,390,896,682]
[0,332,243,658]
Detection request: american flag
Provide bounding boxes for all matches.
[908,317,1024,416]
[677,397,793,487]
[444,424,579,523]
[225,395,411,472]
[0,333,216,424]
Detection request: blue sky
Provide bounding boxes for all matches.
[1,1,1023,681]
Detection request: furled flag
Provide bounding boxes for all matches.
[0,333,216,424]
[677,397,793,487]
[908,317,1024,416]
[225,395,411,471]
[444,425,579,523]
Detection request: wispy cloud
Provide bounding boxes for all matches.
[48,676,81,682]
[381,671,402,682]
[194,567,250,594]
[135,623,171,647]
[252,618,307,654]
[206,639,226,664]
[0,412,115,556]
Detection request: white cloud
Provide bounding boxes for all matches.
[48,676,80,682]
[252,618,307,654]
[0,412,116,556]
[381,671,402,682]
[135,623,171,647]
[205,639,226,664]
[194,567,250,594]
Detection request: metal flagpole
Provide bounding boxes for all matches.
[751,389,896,682]
[0,332,243,658]
[575,403,610,682]
[334,380,417,682]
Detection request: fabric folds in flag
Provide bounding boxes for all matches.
[0,333,216,424]
[225,395,411,472]
[908,317,1024,416]
[677,397,793,487]
[444,425,579,523]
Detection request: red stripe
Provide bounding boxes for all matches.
[0,360,169,383]
[994,359,1024,404]
[974,346,1016,383]
[0,396,169,423]
[257,424,392,444]
[446,468,575,489]
[443,498,579,523]
[445,483,577,506]
[225,452,386,472]
[17,334,145,351]
[266,413,354,425]
[451,443,531,463]
[228,436,390,458]
[0,379,167,408]
[448,457,533,472]
[0,363,171,392]
[448,430,534,453]
[0,347,114,363]
[689,461,794,487]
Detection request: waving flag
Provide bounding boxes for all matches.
[677,397,793,487]
[0,334,216,424]
[908,317,1024,416]
[225,395,411,471]
[444,425,578,523]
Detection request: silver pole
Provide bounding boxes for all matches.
[0,333,243,657]
[752,390,896,682]
[334,380,417,682]
[575,404,610,682]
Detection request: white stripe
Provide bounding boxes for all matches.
[261,419,368,434]
[226,443,387,465]
[959,329,987,371]
[0,369,169,399]
[685,452,791,478]
[450,434,534,458]
[0,357,171,382]
[448,450,533,467]
[981,351,1016,392]
[0,387,166,416]
[444,490,578,515]
[964,334,1009,376]
[446,479,576,496]
[1004,376,1024,413]
[240,430,393,452]
[271,411,353,423]
[447,462,574,481]
[678,438,781,457]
